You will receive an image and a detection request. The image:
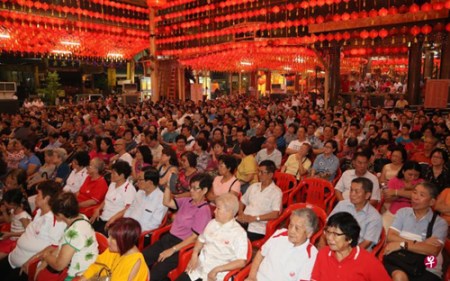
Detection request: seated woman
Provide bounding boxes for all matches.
[142,173,213,281]
[27,150,56,191]
[76,218,149,281]
[310,140,339,181]
[176,193,248,281]
[63,151,90,194]
[379,146,406,186]
[193,138,210,173]
[206,140,226,174]
[209,155,240,203]
[175,152,199,196]
[157,147,179,193]
[35,192,99,281]
[236,140,258,194]
[311,212,391,281]
[382,161,423,231]
[281,143,312,181]
[131,146,153,181]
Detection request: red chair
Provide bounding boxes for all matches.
[232,263,252,281]
[371,229,386,259]
[273,171,297,206]
[332,168,342,186]
[167,244,196,281]
[0,223,11,232]
[252,202,327,249]
[79,203,102,218]
[223,240,253,280]
[138,212,170,250]
[288,178,335,214]
[150,224,172,246]
[96,232,109,254]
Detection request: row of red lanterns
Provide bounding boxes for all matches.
[90,0,148,13]
[155,3,449,39]
[343,46,409,56]
[12,0,149,26]
[0,10,149,38]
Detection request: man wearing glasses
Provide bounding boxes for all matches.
[237,160,282,241]
[110,138,133,167]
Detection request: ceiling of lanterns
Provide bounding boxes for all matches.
[0,0,150,59]
[152,0,450,72]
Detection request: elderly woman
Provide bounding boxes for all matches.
[76,218,149,281]
[142,173,213,281]
[310,139,339,181]
[281,142,312,181]
[209,155,240,203]
[35,192,99,281]
[63,151,90,194]
[245,208,319,281]
[77,158,109,217]
[423,148,450,194]
[311,212,391,281]
[91,161,136,235]
[131,145,153,180]
[177,193,248,281]
[51,148,71,185]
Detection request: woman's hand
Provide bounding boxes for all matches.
[207,268,219,281]
[157,248,176,262]
[186,254,198,273]
[89,208,101,223]
[383,189,396,200]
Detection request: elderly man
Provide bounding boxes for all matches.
[176,193,248,281]
[255,136,282,169]
[335,152,380,206]
[237,160,282,241]
[245,208,319,281]
[384,182,448,281]
[77,157,109,217]
[328,177,382,250]
[110,138,133,167]
[285,126,310,155]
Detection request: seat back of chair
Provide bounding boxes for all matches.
[95,232,109,254]
[273,171,297,192]
[289,178,334,211]
[372,229,386,258]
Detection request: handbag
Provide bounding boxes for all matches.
[84,262,112,281]
[383,212,438,277]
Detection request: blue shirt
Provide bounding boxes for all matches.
[329,200,382,246]
[312,153,340,181]
[18,154,42,171]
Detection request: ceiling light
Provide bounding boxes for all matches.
[52,50,72,54]
[240,61,252,66]
[108,53,124,58]
[61,41,80,46]
[0,34,10,39]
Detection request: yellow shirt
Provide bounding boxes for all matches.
[83,249,149,281]
[236,155,258,184]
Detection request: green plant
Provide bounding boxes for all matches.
[42,71,61,105]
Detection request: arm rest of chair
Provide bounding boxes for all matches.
[226,263,252,281]
[138,228,158,251]
[150,224,172,245]
[27,256,41,281]
[167,243,195,281]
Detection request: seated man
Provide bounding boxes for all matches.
[63,151,89,193]
[124,166,168,232]
[0,181,66,281]
[255,136,282,169]
[246,208,319,281]
[237,160,282,241]
[335,152,380,206]
[77,158,109,217]
[177,193,248,281]
[384,182,448,281]
[328,177,382,250]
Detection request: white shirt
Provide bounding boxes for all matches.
[118,152,133,167]
[255,148,282,168]
[241,181,282,235]
[257,229,317,281]
[63,167,88,193]
[287,139,310,153]
[101,181,136,221]
[189,219,248,281]
[335,169,380,201]
[124,189,168,232]
[150,144,163,163]
[9,209,66,268]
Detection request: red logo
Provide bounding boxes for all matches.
[424,255,437,269]
[224,240,229,245]
[289,272,295,277]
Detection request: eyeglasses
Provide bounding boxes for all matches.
[324,229,346,238]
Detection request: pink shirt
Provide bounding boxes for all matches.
[212,176,241,196]
[387,177,423,214]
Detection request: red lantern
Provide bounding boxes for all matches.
[147,0,166,7]
[409,4,419,13]
[341,12,350,20]
[272,6,280,13]
[343,31,351,40]
[410,25,420,36]
[379,28,388,38]
[332,14,341,21]
[432,2,444,11]
[317,0,325,6]
[369,30,378,39]
[369,9,378,18]
[334,33,343,41]
[421,3,431,12]
[445,0,450,10]
[258,78,266,85]
[300,1,309,9]
[360,30,369,39]
[421,24,432,35]
[359,11,368,18]
[350,11,359,20]
[388,6,398,15]
[286,3,294,11]
[379,8,388,16]
[316,16,325,24]
[326,33,334,41]
[446,23,450,32]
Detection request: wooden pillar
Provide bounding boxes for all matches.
[440,34,450,79]
[423,50,434,79]
[149,8,159,102]
[34,65,40,89]
[407,36,424,105]
[126,60,135,84]
[229,73,233,96]
[250,71,257,98]
[178,66,185,100]
[329,43,341,106]
[265,71,271,96]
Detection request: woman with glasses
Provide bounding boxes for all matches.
[311,212,390,281]
[310,140,339,181]
[142,173,213,281]
[423,148,450,194]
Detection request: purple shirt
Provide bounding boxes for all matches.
[170,197,212,240]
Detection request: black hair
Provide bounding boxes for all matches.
[142,166,160,186]
[73,151,91,167]
[181,151,198,168]
[259,160,276,174]
[36,180,61,201]
[410,131,423,140]
[50,192,79,218]
[390,146,407,162]
[430,148,448,164]
[162,147,179,167]
[175,134,187,143]
[111,160,132,179]
[240,140,256,155]
[190,173,213,192]
[351,177,373,194]
[3,188,32,215]
[397,161,422,179]
[137,146,153,165]
[327,212,360,247]
[196,137,209,151]
[218,155,238,173]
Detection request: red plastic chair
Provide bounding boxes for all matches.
[0,223,11,232]
[223,240,253,280]
[371,229,386,259]
[273,171,298,206]
[252,202,327,249]
[332,168,342,186]
[232,263,252,281]
[95,232,109,254]
[150,224,172,246]
[288,178,335,213]
[79,202,103,218]
[167,244,196,281]
[138,212,170,250]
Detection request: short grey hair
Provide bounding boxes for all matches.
[53,148,68,162]
[215,193,239,216]
[91,157,105,174]
[291,208,318,237]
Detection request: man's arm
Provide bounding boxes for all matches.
[245,250,264,281]
[386,228,442,257]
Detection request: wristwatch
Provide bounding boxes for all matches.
[256,216,261,221]
[400,241,406,249]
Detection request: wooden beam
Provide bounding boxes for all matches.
[308,10,449,33]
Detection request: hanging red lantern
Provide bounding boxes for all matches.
[388,6,398,15]
[326,33,334,41]
[445,0,450,9]
[369,9,378,18]
[334,32,343,41]
[300,1,309,9]
[410,25,421,36]
[317,0,325,6]
[341,12,350,20]
[350,11,359,20]
[379,28,388,38]
[272,6,280,13]
[286,3,294,11]
[369,30,378,39]
[446,23,450,32]
[316,15,325,24]
[421,24,432,35]
[409,4,420,13]
[360,30,369,39]
[359,11,368,18]
[379,8,388,16]
[343,31,351,40]
[332,14,341,21]
[421,3,431,12]
[432,2,444,10]
[434,23,444,32]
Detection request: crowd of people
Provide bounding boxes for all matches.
[0,92,449,281]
